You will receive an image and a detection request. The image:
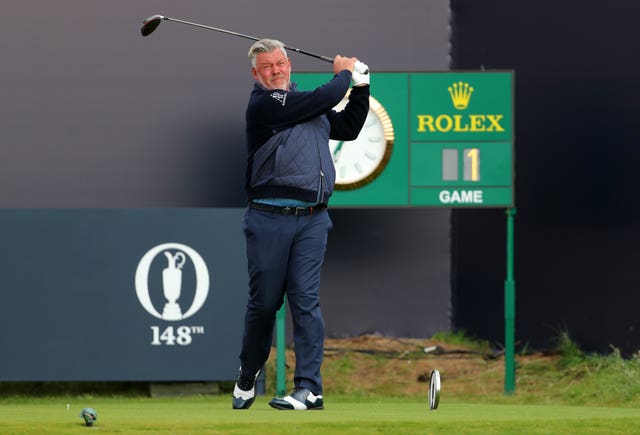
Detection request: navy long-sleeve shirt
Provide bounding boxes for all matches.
[245,70,370,203]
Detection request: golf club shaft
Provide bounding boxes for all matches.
[163,17,334,63]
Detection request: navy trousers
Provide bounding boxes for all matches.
[240,206,332,395]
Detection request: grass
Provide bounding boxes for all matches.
[1,396,640,434]
[363,330,640,408]
[511,332,640,406]
[2,331,640,433]
[430,330,492,355]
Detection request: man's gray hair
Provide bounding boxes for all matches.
[248,39,288,67]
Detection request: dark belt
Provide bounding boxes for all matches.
[249,201,326,216]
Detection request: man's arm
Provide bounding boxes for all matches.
[248,70,351,132]
[327,84,370,141]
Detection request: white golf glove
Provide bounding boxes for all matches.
[351,61,370,86]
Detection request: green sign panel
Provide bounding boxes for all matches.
[293,72,514,207]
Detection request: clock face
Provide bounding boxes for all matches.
[329,95,394,190]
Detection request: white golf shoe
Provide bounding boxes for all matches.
[232,368,261,409]
[268,387,324,410]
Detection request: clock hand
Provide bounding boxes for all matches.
[332,141,345,163]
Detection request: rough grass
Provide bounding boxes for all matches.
[263,331,640,407]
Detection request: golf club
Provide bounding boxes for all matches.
[141,15,335,64]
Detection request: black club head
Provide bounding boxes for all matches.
[141,15,165,37]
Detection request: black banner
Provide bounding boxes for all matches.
[0,208,247,381]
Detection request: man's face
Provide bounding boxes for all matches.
[252,49,291,91]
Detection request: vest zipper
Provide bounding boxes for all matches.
[319,170,325,204]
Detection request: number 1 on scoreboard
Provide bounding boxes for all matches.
[464,148,480,181]
[442,147,480,182]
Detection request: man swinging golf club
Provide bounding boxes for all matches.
[233,39,370,410]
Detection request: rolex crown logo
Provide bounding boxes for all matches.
[448,81,474,110]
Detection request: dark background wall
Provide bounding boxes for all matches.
[1,1,452,340]
[450,0,640,355]
[5,0,638,357]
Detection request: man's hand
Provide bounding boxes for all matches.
[333,55,357,75]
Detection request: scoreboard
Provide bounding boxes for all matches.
[293,71,514,207]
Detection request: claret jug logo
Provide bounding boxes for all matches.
[135,243,210,346]
[135,243,209,321]
[416,81,505,134]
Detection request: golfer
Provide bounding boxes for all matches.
[232,39,370,410]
